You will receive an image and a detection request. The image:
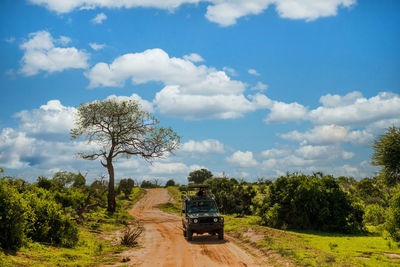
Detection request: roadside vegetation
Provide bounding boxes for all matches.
[0,172,146,266]
[160,126,400,266]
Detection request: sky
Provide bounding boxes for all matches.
[0,0,399,185]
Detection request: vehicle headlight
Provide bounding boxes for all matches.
[213,218,218,223]
[220,217,224,222]
[193,218,198,223]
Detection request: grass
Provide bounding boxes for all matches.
[224,215,400,266]
[158,186,182,215]
[0,187,147,267]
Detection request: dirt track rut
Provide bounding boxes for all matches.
[122,188,260,267]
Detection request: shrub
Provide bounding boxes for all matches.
[120,225,143,247]
[364,204,386,225]
[385,191,400,241]
[24,189,79,247]
[257,173,364,233]
[117,178,135,197]
[0,179,32,250]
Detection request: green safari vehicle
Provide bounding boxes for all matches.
[181,184,224,241]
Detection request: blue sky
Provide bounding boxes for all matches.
[0,0,399,184]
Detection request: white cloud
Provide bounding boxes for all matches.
[264,100,308,123]
[89,43,106,50]
[222,67,237,76]
[29,0,356,26]
[15,100,76,135]
[251,81,268,92]
[226,150,258,167]
[19,31,89,76]
[248,69,260,76]
[260,148,289,158]
[86,48,270,119]
[106,93,154,113]
[149,162,203,174]
[309,92,400,126]
[183,53,204,63]
[279,124,373,145]
[181,139,225,154]
[91,13,107,24]
[5,37,16,43]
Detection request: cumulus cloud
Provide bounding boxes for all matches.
[19,31,89,76]
[226,150,258,167]
[91,13,107,24]
[181,139,225,154]
[105,93,154,113]
[15,100,76,135]
[29,0,356,26]
[309,92,400,126]
[264,100,308,123]
[86,48,270,119]
[279,124,374,145]
[89,43,106,50]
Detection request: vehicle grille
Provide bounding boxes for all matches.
[198,217,215,224]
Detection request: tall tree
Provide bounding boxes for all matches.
[71,99,180,212]
[187,168,213,184]
[372,126,400,186]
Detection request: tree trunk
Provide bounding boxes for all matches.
[106,159,116,213]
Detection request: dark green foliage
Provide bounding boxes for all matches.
[257,173,364,233]
[206,178,256,215]
[52,171,86,189]
[24,188,79,247]
[355,177,386,205]
[188,168,213,184]
[165,179,176,187]
[0,179,32,250]
[385,190,400,241]
[372,126,400,186]
[117,178,135,197]
[140,180,159,188]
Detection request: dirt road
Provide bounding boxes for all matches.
[123,188,261,267]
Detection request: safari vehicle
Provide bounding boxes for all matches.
[181,184,224,241]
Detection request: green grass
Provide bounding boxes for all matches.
[158,186,182,215]
[224,215,400,266]
[0,187,147,266]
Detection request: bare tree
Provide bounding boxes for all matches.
[71,99,180,212]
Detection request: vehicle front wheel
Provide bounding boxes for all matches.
[187,229,193,241]
[218,229,224,240]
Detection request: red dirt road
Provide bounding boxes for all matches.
[124,188,261,267]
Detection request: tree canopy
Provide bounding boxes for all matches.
[71,99,180,212]
[372,126,400,186]
[187,168,213,184]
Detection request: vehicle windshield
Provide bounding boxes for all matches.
[187,201,218,214]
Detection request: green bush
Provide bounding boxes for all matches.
[257,173,364,233]
[206,178,256,215]
[364,204,386,225]
[0,179,32,250]
[24,189,79,247]
[385,190,400,241]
